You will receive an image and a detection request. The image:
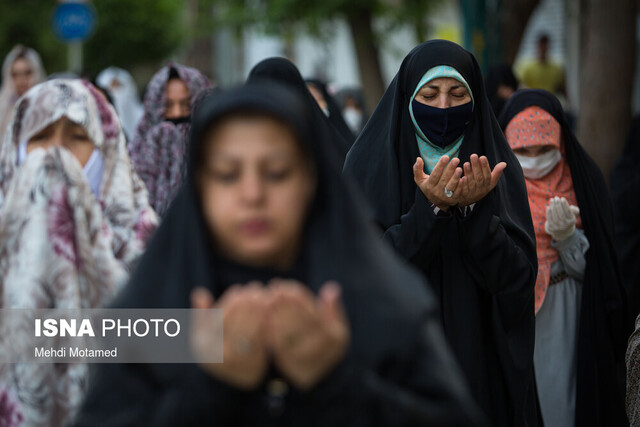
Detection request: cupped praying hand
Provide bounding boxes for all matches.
[190,280,350,391]
[413,154,506,211]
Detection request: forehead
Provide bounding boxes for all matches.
[166,79,190,96]
[420,77,467,89]
[206,115,299,154]
[11,57,32,71]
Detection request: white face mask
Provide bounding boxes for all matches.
[343,107,362,132]
[515,149,562,180]
[17,141,103,196]
[83,149,104,197]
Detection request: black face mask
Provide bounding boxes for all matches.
[164,116,191,126]
[411,100,473,148]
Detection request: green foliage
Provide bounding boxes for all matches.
[0,0,65,72]
[85,0,185,76]
[0,0,185,77]
[202,0,439,42]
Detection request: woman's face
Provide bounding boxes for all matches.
[497,84,515,101]
[11,57,35,97]
[27,117,95,166]
[414,77,471,109]
[307,84,328,112]
[513,145,556,157]
[198,115,316,270]
[165,78,191,119]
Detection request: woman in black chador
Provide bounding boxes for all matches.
[343,40,539,426]
[74,83,485,426]
[247,57,352,164]
[500,89,628,427]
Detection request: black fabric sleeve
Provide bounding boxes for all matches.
[289,311,488,426]
[73,363,256,427]
[381,188,453,261]
[455,191,536,295]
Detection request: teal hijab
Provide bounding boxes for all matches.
[409,65,474,173]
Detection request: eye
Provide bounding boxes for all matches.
[450,90,468,99]
[206,168,239,183]
[72,132,89,140]
[29,128,51,141]
[264,167,292,182]
[420,93,437,100]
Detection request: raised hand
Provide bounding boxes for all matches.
[545,196,580,242]
[190,283,271,390]
[456,154,506,207]
[265,280,350,390]
[413,156,463,211]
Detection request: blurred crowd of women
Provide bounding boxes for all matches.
[0,40,639,426]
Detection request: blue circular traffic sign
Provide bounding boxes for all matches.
[52,3,96,42]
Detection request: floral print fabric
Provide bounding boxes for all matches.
[0,79,157,426]
[128,63,210,216]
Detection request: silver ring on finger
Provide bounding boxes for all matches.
[444,187,454,198]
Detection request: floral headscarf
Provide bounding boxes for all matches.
[128,63,211,216]
[506,105,581,313]
[0,79,157,426]
[0,79,158,267]
[0,45,46,146]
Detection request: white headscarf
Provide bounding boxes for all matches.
[0,45,46,145]
[96,66,144,140]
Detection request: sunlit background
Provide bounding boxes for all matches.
[0,0,637,177]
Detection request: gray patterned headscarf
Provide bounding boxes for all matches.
[128,63,211,216]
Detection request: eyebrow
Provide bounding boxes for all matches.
[167,97,191,104]
[210,150,295,162]
[424,84,466,90]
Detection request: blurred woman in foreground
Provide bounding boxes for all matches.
[75,83,486,426]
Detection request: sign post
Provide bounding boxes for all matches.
[52,1,96,74]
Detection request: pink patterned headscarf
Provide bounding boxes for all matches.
[129,63,211,216]
[506,106,581,313]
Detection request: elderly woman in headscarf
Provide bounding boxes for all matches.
[499,89,628,427]
[0,79,157,426]
[0,45,46,144]
[96,66,144,141]
[128,63,211,217]
[344,40,539,426]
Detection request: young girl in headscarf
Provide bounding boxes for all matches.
[500,89,628,427]
[0,79,157,426]
[74,82,487,426]
[344,40,539,426]
[0,45,46,145]
[128,63,211,217]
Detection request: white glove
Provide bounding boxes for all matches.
[544,196,580,242]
